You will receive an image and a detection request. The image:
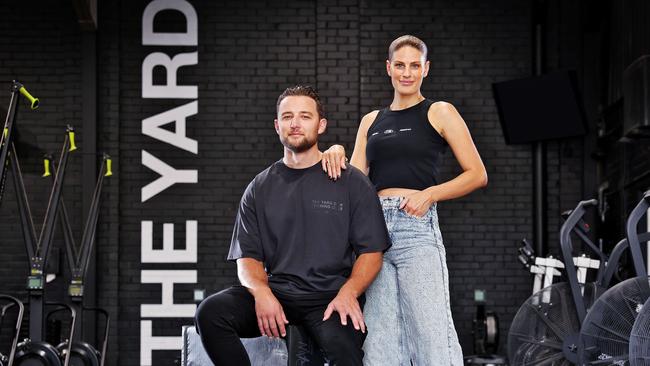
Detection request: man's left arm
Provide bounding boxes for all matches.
[322,251,383,333]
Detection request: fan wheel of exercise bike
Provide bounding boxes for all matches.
[578,276,650,365]
[630,295,650,365]
[57,341,101,366]
[508,282,602,365]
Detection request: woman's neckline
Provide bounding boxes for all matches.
[388,98,427,112]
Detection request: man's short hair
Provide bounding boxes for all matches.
[388,35,428,61]
[276,85,325,119]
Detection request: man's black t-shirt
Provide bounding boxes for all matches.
[228,159,390,298]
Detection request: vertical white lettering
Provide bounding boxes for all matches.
[140,320,183,366]
[142,0,198,46]
[140,1,200,363]
[142,52,198,99]
[141,150,198,202]
[141,220,198,263]
[140,270,197,317]
[142,101,198,153]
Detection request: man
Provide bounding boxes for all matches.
[195,85,390,365]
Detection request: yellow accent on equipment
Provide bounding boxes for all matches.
[68,131,77,151]
[42,158,51,177]
[19,86,39,110]
[105,158,113,177]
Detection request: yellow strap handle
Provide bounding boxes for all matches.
[105,158,113,177]
[68,130,77,151]
[3,128,7,139]
[19,86,39,110]
[42,158,51,177]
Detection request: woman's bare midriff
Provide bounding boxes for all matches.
[377,187,420,197]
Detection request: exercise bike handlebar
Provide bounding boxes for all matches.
[625,190,650,277]
[599,231,650,288]
[559,198,598,324]
[559,199,598,252]
[559,199,598,258]
[581,199,598,207]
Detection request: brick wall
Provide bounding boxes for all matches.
[0,0,600,364]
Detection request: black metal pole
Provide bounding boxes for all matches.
[533,0,548,256]
[10,145,44,341]
[0,83,21,204]
[0,81,39,202]
[0,295,24,366]
[81,28,98,345]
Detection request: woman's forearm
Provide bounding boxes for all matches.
[425,168,487,203]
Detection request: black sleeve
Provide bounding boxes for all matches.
[227,179,264,262]
[348,170,391,255]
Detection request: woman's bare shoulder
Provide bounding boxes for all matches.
[428,100,457,115]
[360,110,381,131]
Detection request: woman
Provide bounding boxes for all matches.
[322,35,487,365]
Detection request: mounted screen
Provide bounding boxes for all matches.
[493,70,588,144]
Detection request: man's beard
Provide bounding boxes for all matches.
[280,134,317,153]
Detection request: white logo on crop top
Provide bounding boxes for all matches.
[312,199,344,213]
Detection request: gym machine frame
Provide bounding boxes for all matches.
[46,154,111,366]
[0,81,38,205]
[11,126,76,366]
[0,82,33,366]
[508,197,650,364]
[0,295,24,366]
[1,81,77,366]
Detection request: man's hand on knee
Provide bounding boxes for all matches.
[253,288,288,338]
[323,287,366,333]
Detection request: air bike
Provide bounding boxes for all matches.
[43,153,112,366]
[578,191,650,364]
[507,193,650,365]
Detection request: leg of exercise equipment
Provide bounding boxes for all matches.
[0,295,24,366]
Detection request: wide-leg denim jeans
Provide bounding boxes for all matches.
[363,197,463,366]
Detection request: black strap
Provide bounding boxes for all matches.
[367,107,388,134]
[421,99,435,120]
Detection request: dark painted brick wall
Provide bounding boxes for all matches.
[0,0,599,364]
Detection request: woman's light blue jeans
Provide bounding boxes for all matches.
[363,197,463,366]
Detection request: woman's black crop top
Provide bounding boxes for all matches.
[366,99,447,191]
